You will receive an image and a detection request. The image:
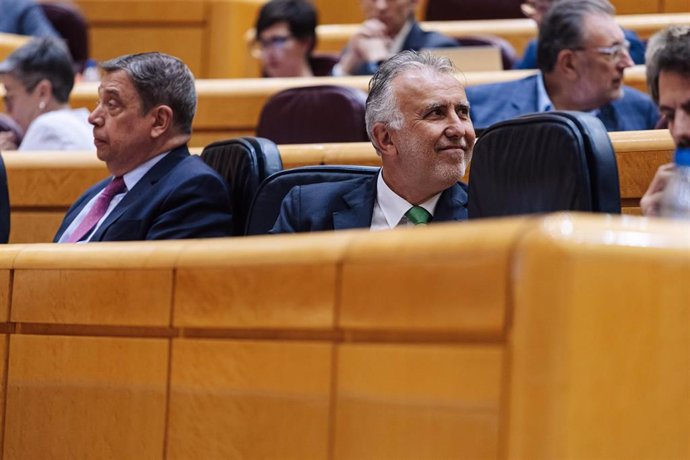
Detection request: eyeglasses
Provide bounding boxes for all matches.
[520,1,551,18]
[251,35,293,59]
[575,40,631,62]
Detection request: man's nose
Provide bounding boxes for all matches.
[671,110,690,148]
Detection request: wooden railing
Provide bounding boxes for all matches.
[0,213,686,458]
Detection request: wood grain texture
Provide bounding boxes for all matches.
[168,339,332,459]
[507,214,690,460]
[174,233,353,329]
[339,219,529,337]
[334,343,503,460]
[4,335,169,459]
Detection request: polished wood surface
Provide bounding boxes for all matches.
[507,213,690,459]
[0,214,686,458]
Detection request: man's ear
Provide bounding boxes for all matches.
[556,49,580,80]
[150,105,173,138]
[372,122,397,158]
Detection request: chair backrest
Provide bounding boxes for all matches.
[468,111,621,218]
[308,53,339,76]
[455,35,518,70]
[256,85,369,145]
[40,2,90,73]
[425,0,523,20]
[200,136,283,236]
[0,113,23,146]
[0,154,10,244]
[245,165,379,235]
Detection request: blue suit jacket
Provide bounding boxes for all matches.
[271,174,468,233]
[465,74,659,131]
[54,145,233,242]
[0,0,59,37]
[351,21,458,75]
[514,29,646,69]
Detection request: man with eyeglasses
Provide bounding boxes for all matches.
[514,0,645,69]
[466,0,659,132]
[333,0,457,76]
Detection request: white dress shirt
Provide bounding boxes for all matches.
[370,172,441,230]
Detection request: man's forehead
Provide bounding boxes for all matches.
[582,13,624,43]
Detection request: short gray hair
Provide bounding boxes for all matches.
[645,25,690,104]
[537,0,615,73]
[101,52,196,134]
[366,50,456,150]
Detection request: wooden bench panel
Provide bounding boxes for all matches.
[174,233,353,329]
[10,243,182,327]
[4,334,169,459]
[507,213,690,459]
[339,219,529,338]
[168,339,332,459]
[334,343,503,460]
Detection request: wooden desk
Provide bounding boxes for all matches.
[0,66,647,148]
[0,33,29,62]
[0,213,687,458]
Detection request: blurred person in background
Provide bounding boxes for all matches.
[0,37,93,151]
[334,0,457,76]
[514,0,644,69]
[253,0,330,77]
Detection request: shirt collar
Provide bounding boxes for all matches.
[390,20,414,55]
[538,72,603,117]
[121,150,169,191]
[376,171,441,227]
[536,73,554,113]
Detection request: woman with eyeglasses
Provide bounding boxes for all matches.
[0,37,93,151]
[514,0,645,69]
[253,0,335,78]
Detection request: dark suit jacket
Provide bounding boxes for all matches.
[54,145,233,242]
[465,74,659,131]
[351,21,458,75]
[271,174,468,233]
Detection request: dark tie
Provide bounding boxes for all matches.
[405,206,431,225]
[66,176,126,242]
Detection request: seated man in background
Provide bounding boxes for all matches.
[640,26,690,216]
[514,0,644,69]
[54,52,233,242]
[466,0,659,132]
[272,50,473,232]
[253,0,325,77]
[334,0,457,76]
[0,37,93,151]
[0,0,58,37]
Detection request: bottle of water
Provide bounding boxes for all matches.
[81,59,101,83]
[660,147,690,219]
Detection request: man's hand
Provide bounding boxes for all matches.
[0,131,18,151]
[338,19,392,75]
[640,162,675,216]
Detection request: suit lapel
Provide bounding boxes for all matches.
[332,176,377,230]
[89,146,189,241]
[53,179,109,242]
[596,104,618,131]
[433,183,468,222]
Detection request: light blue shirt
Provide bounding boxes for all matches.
[58,151,169,242]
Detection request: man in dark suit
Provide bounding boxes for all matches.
[333,0,457,76]
[272,50,474,233]
[54,52,232,242]
[466,0,659,132]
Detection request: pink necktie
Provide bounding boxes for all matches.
[66,176,126,242]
